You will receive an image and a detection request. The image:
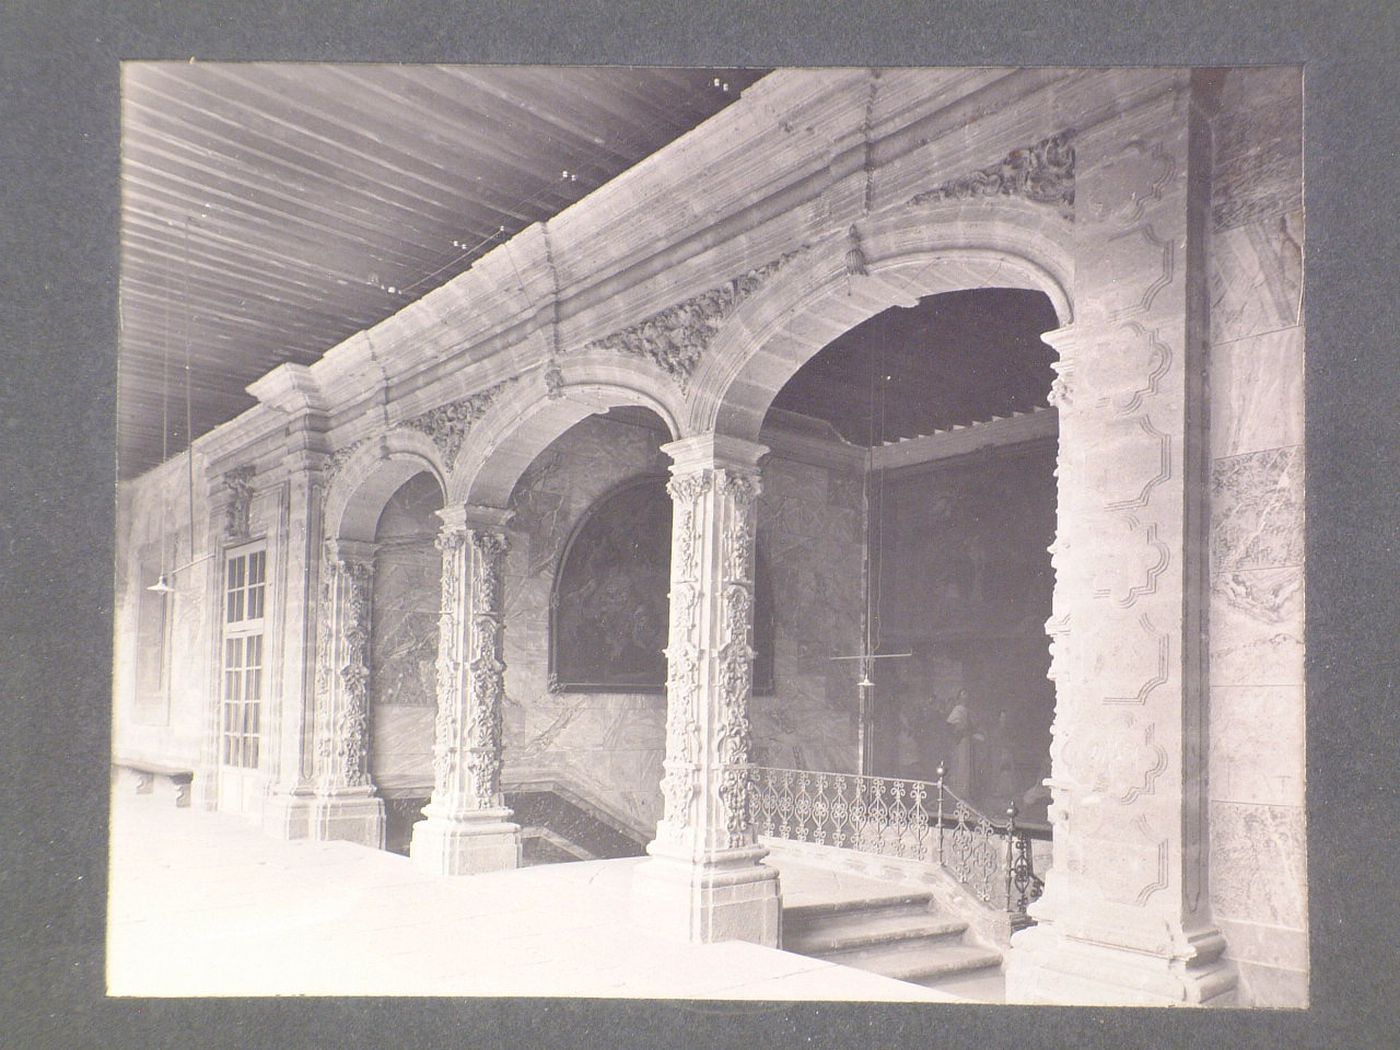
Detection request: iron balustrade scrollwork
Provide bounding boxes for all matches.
[746,764,1044,921]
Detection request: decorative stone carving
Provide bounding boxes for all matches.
[314,541,374,794]
[223,465,256,539]
[463,528,508,806]
[635,436,779,948]
[574,255,799,389]
[654,439,765,853]
[910,130,1076,217]
[431,527,465,788]
[324,437,368,483]
[658,470,710,841]
[542,362,565,400]
[398,378,517,465]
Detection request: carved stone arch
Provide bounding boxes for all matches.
[686,206,1074,441]
[323,430,447,543]
[556,352,686,437]
[445,373,680,510]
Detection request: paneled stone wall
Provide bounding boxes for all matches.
[501,414,863,835]
[112,454,217,772]
[1204,66,1307,1008]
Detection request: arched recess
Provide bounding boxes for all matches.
[687,204,1074,441]
[323,429,447,543]
[446,367,683,510]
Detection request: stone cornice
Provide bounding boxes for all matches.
[246,363,329,415]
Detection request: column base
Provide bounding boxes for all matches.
[1006,921,1238,1006]
[408,808,522,875]
[630,843,782,947]
[312,792,386,850]
[261,792,317,840]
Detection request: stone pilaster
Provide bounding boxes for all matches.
[408,505,521,875]
[310,537,385,848]
[1005,75,1235,1005]
[632,434,781,946]
[261,448,326,839]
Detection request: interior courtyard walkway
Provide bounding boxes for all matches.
[107,794,964,1001]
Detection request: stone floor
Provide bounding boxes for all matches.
[107,794,964,1000]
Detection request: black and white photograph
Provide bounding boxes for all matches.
[102,62,1312,1008]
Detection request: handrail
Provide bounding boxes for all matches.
[745,764,1044,921]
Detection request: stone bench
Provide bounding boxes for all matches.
[114,759,194,808]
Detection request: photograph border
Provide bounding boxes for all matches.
[4,2,1397,1047]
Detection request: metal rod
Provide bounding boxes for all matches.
[936,761,946,865]
[1005,802,1018,913]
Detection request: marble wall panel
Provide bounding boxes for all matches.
[1210,446,1305,574]
[370,540,440,709]
[1209,686,1305,807]
[369,706,434,787]
[366,475,442,788]
[1209,325,1304,460]
[1204,70,1307,1005]
[1209,209,1304,346]
[1215,915,1309,974]
[1210,566,1305,687]
[1209,800,1307,930]
[1211,67,1303,232]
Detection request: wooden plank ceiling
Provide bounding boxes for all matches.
[119,63,768,478]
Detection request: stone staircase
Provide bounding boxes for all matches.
[782,890,1006,1001]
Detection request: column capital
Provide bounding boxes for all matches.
[436,502,513,534]
[662,433,768,475]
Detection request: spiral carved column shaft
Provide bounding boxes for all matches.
[310,538,385,847]
[634,433,781,946]
[409,504,521,875]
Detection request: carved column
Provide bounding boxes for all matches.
[408,505,521,874]
[632,434,781,946]
[1005,73,1235,1005]
[310,537,386,847]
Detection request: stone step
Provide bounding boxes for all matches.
[784,911,969,956]
[782,891,934,927]
[917,963,1008,1003]
[850,941,1004,985]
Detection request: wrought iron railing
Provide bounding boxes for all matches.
[746,764,1045,921]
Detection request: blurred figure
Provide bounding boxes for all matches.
[944,689,979,798]
[986,709,1019,802]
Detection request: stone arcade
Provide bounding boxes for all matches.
[112,66,1306,1006]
